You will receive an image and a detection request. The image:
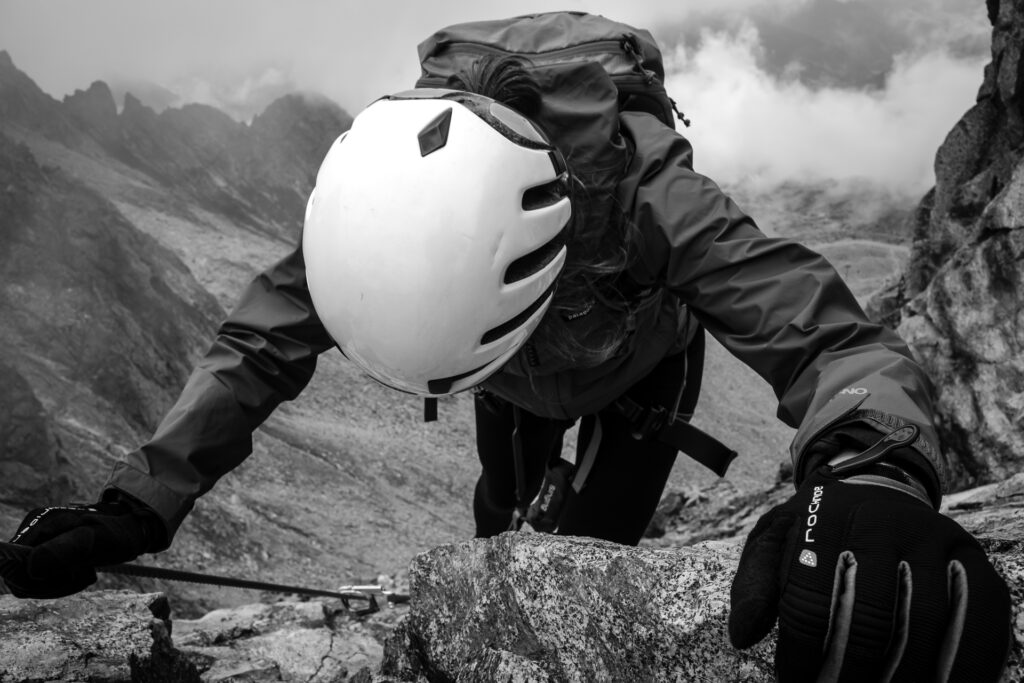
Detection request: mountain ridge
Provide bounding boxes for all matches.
[0,48,925,616]
[0,49,352,242]
[0,52,480,615]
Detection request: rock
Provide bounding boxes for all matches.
[943,471,1024,542]
[379,533,775,682]
[0,58,469,618]
[0,129,223,518]
[174,600,382,682]
[0,590,197,682]
[1,485,1022,683]
[0,50,82,144]
[379,518,1024,681]
[873,0,1024,489]
[0,359,63,509]
[1,52,351,243]
[0,590,388,682]
[644,472,1024,681]
[63,81,120,144]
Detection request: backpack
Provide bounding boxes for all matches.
[415,11,688,129]
[414,15,735,478]
[414,12,686,309]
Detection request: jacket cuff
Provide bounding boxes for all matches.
[797,417,942,509]
[102,460,195,550]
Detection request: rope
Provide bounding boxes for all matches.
[0,541,408,613]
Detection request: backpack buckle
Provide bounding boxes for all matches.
[613,397,669,440]
[629,404,668,441]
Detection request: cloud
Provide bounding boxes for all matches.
[0,0,991,199]
[663,22,986,197]
[164,67,298,122]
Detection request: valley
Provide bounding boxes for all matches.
[0,50,916,615]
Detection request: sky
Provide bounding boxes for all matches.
[0,0,991,199]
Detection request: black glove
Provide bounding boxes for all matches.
[729,460,1012,681]
[0,494,164,599]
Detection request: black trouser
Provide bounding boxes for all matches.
[473,348,698,546]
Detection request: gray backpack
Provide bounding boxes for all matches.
[415,11,688,128]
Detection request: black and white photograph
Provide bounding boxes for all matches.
[0,0,1019,680]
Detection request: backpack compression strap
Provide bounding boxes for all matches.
[612,394,738,477]
[611,324,738,478]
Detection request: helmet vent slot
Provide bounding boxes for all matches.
[503,228,568,285]
[481,281,557,345]
[522,175,569,211]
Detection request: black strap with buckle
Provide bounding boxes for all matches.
[611,320,738,478]
[612,394,738,477]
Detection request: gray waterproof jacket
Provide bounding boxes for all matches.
[104,112,947,545]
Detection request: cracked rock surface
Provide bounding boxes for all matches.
[869,0,1024,489]
[0,591,196,682]
[1,473,1021,683]
[173,600,384,682]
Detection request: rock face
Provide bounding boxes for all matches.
[0,55,452,618]
[0,591,196,682]
[870,0,1024,489]
[0,132,222,515]
[0,50,352,242]
[379,513,1024,682]
[0,590,391,683]
[380,534,775,682]
[173,600,385,682]
[2,476,1022,683]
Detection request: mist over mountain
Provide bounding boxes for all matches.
[659,0,989,201]
[2,6,1023,677]
[655,0,989,91]
[0,19,987,619]
[1,1,987,165]
[107,79,179,114]
[109,69,308,123]
[0,51,480,614]
[0,46,815,612]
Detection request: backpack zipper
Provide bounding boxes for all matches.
[419,35,657,87]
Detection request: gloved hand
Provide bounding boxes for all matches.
[0,494,164,599]
[729,460,1012,681]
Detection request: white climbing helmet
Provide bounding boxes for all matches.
[303,89,572,396]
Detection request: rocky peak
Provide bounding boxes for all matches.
[230,94,351,234]
[155,102,248,167]
[871,0,1024,488]
[119,91,158,125]
[0,51,69,140]
[0,53,351,242]
[63,80,117,119]
[251,93,350,137]
[63,81,119,142]
[162,101,243,135]
[108,79,179,114]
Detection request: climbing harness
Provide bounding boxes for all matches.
[506,320,736,534]
[0,541,408,615]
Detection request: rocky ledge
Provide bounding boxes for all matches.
[1,475,1022,682]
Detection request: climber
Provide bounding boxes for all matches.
[1,13,1012,681]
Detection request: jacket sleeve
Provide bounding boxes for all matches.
[620,114,946,505]
[103,243,335,544]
